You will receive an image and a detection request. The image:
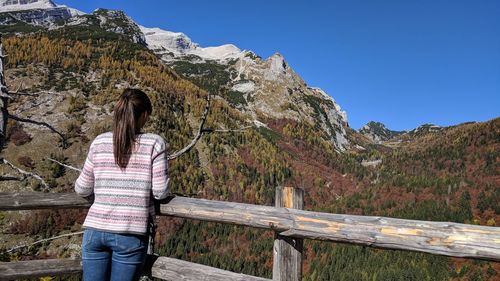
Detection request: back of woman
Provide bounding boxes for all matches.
[75,89,169,281]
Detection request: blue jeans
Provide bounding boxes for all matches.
[81,229,148,281]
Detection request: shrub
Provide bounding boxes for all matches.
[8,124,32,146]
[17,156,34,169]
[67,95,88,114]
[65,122,82,139]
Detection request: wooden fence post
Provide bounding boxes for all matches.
[273,186,303,281]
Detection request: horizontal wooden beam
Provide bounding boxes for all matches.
[0,192,91,210]
[1,192,500,261]
[0,258,81,280]
[151,256,270,281]
[0,256,270,281]
[159,197,500,261]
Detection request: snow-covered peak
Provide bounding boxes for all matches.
[65,7,84,16]
[200,44,241,60]
[140,25,198,53]
[139,25,244,62]
[0,0,55,12]
[0,0,84,15]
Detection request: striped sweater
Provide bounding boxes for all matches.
[75,132,169,235]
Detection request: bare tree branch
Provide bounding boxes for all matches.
[1,158,49,190]
[8,113,67,145]
[0,175,21,181]
[9,83,41,97]
[9,92,39,97]
[167,93,211,161]
[47,158,81,172]
[167,93,252,160]
[3,231,84,254]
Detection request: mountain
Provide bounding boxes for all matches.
[0,0,57,12]
[359,122,455,146]
[408,123,443,136]
[141,26,350,150]
[0,0,82,27]
[359,121,403,143]
[0,4,350,150]
[140,26,244,62]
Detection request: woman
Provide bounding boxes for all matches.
[75,88,169,281]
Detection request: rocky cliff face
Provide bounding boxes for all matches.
[0,0,83,26]
[140,26,350,150]
[359,121,403,143]
[0,6,70,25]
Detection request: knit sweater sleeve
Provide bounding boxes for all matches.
[151,137,169,200]
[75,139,96,197]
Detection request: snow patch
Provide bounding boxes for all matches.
[140,26,196,52]
[66,6,84,16]
[199,44,241,60]
[0,0,84,14]
[140,25,244,62]
[0,0,55,12]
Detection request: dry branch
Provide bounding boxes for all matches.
[47,157,81,172]
[167,92,211,160]
[4,231,84,254]
[1,158,49,190]
[9,114,66,144]
[167,92,251,160]
[9,92,39,97]
[0,175,21,181]
[9,83,41,97]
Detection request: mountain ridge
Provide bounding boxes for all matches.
[0,3,351,151]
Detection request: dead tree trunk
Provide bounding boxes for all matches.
[0,34,10,151]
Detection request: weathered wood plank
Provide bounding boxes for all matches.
[0,257,271,281]
[151,256,270,281]
[0,192,91,210]
[1,192,500,261]
[158,195,293,231]
[281,208,500,261]
[0,258,82,280]
[159,197,500,261]
[273,186,303,281]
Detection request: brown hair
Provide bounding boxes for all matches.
[113,88,152,169]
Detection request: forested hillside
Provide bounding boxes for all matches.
[0,8,498,281]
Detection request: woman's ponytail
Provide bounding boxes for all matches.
[113,88,152,169]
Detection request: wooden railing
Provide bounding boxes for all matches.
[1,187,499,281]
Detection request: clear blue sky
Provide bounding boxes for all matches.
[58,0,500,131]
